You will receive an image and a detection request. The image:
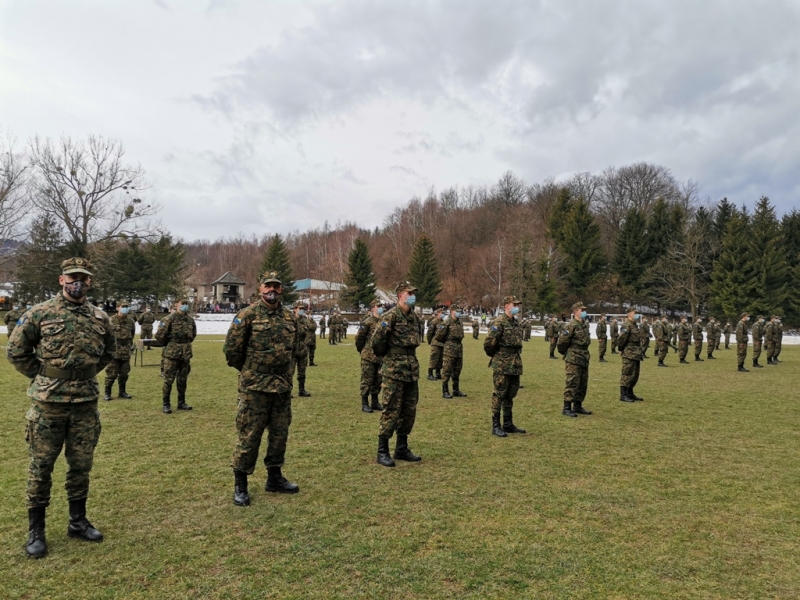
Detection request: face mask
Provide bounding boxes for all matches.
[455,312,461,318]
[262,291,280,303]
[26,305,32,310]
[180,305,189,313]
[121,307,130,315]
[634,314,640,321]
[580,311,587,320]
[377,307,384,316]
[511,306,520,315]
[405,295,416,306]
[64,280,89,299]
[298,309,305,316]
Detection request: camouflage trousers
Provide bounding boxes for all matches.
[441,353,463,383]
[428,345,443,371]
[752,340,762,362]
[694,339,703,358]
[620,357,641,387]
[163,357,191,397]
[307,343,316,364]
[523,330,531,341]
[141,326,153,340]
[715,338,721,351]
[641,339,650,355]
[679,340,690,360]
[563,362,588,404]
[292,352,308,383]
[105,357,131,385]
[597,338,607,359]
[549,337,558,356]
[724,334,730,348]
[707,341,716,357]
[232,390,292,473]
[472,327,479,339]
[765,340,775,359]
[360,359,382,399]
[25,400,101,509]
[611,336,618,352]
[491,372,520,414]
[378,378,419,438]
[775,341,782,358]
[737,342,748,367]
[657,340,668,362]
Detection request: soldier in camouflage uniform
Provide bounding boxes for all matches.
[774,317,783,362]
[610,317,619,354]
[435,304,467,399]
[751,315,765,368]
[138,306,156,341]
[371,281,424,467]
[5,303,22,338]
[8,257,114,558]
[691,317,704,361]
[319,315,326,339]
[723,321,731,349]
[596,314,608,362]
[155,299,196,413]
[666,319,678,353]
[484,296,526,437]
[104,301,136,400]
[291,301,312,397]
[224,271,302,506]
[678,316,692,364]
[547,316,559,359]
[640,318,651,358]
[426,307,444,380]
[653,314,669,367]
[306,313,318,366]
[355,299,384,413]
[713,318,722,352]
[471,316,480,339]
[522,316,532,342]
[735,312,750,372]
[326,313,335,345]
[557,301,593,417]
[704,317,717,359]
[616,308,644,402]
[764,315,777,365]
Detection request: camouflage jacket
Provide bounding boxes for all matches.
[735,320,749,344]
[5,309,21,332]
[371,304,422,382]
[558,318,591,367]
[155,311,196,360]
[427,316,443,346]
[223,301,300,394]
[7,293,115,403]
[723,323,731,335]
[138,311,156,327]
[544,322,554,339]
[616,318,642,361]
[692,322,704,341]
[305,317,317,347]
[484,313,523,375]
[293,315,311,357]
[751,321,764,342]
[653,321,668,342]
[434,316,464,358]
[110,313,137,359]
[355,314,381,363]
[596,320,607,339]
[640,322,651,342]
[610,321,619,338]
[678,322,692,340]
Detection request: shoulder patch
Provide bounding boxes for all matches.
[17,317,26,325]
[233,317,241,325]
[381,321,389,327]
[491,326,497,331]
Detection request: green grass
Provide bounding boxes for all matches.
[1,336,798,599]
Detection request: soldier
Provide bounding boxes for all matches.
[327,313,336,345]
[751,315,765,368]
[705,317,717,359]
[774,317,784,363]
[666,319,678,353]
[596,313,608,362]
[291,301,312,397]
[319,314,326,339]
[547,316,559,360]
[8,257,114,558]
[471,315,480,340]
[138,306,156,341]
[692,316,705,362]
[224,271,302,506]
[483,296,526,437]
[678,316,692,364]
[104,301,136,400]
[371,281,423,467]
[341,316,348,339]
[610,316,619,354]
[653,314,669,367]
[306,314,318,366]
[640,318,651,358]
[764,315,777,365]
[735,312,750,372]
[155,298,196,413]
[713,318,722,352]
[557,301,593,417]
[616,308,644,402]
[522,315,532,342]
[426,307,444,381]
[435,303,467,399]
[723,320,731,349]
[5,303,22,338]
[355,299,384,413]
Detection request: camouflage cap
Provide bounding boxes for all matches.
[61,257,93,276]
[571,301,586,311]
[396,281,418,294]
[369,298,382,307]
[260,271,282,285]
[740,311,748,319]
[449,303,463,312]
[502,295,522,305]
[293,300,305,308]
[756,315,764,320]
[118,300,130,307]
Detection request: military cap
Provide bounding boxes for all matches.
[502,295,522,305]
[369,298,382,307]
[740,311,748,319]
[118,300,130,307]
[571,301,586,311]
[293,300,305,308]
[756,315,763,320]
[260,271,282,285]
[395,281,418,294]
[449,303,463,312]
[61,257,93,276]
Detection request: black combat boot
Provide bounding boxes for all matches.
[370,393,383,411]
[25,507,47,559]
[599,357,608,363]
[377,435,396,467]
[163,394,172,414]
[680,358,690,364]
[177,391,192,410]
[442,382,453,399]
[611,348,617,354]
[298,378,311,397]
[562,400,577,417]
[427,369,436,381]
[492,413,507,437]
[394,435,422,462]
[658,360,667,367]
[628,387,644,401]
[619,386,636,402]
[738,365,749,372]
[67,498,103,542]
[434,369,442,380]
[549,352,558,360]
[361,396,373,413]
[768,357,777,365]
[452,379,467,397]
[233,470,250,506]
[265,466,299,493]
[707,353,715,360]
[104,381,113,402]
[753,360,763,368]
[573,402,592,415]
[695,356,704,362]
[503,408,527,433]
[118,378,132,399]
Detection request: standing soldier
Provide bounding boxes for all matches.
[5,303,22,338]
[548,316,559,360]
[774,317,784,363]
[319,313,326,339]
[224,271,302,506]
[640,317,651,359]
[483,296,526,437]
[104,301,136,400]
[610,316,619,354]
[327,313,335,345]
[355,299,384,413]
[371,282,423,467]
[677,317,692,364]
[8,257,114,558]
[764,315,777,365]
[751,315,765,368]
[735,312,750,372]
[522,315,532,342]
[155,299,196,413]
[291,301,312,397]
[666,319,678,353]
[426,307,444,381]
[341,316,348,339]
[471,315,480,339]
[557,302,593,417]
[306,314,318,366]
[692,316,705,362]
[705,317,717,359]
[138,306,156,341]
[436,303,467,399]
[713,318,722,352]
[654,314,669,367]
[616,308,644,402]
[596,314,608,362]
[723,320,731,349]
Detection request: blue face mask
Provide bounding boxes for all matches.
[455,312,461,318]
[511,306,520,315]
[377,307,384,315]
[298,309,305,316]
[405,295,416,306]
[634,314,640,321]
[121,307,130,315]
[180,304,189,313]
[580,311,587,320]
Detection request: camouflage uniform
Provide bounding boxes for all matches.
[774,319,783,361]
[640,319,651,358]
[426,312,444,380]
[666,321,678,353]
[557,310,592,416]
[319,316,326,339]
[291,310,311,396]
[355,311,383,411]
[306,316,317,366]
[692,320,704,360]
[678,320,692,362]
[735,315,749,371]
[5,307,22,338]
[547,319,559,359]
[653,318,669,365]
[713,320,722,351]
[751,317,764,367]
[596,317,608,361]
[610,319,619,353]
[522,317,532,342]
[105,310,136,398]
[138,310,156,340]
[435,311,466,397]
[723,322,731,349]
[704,320,716,358]
[155,307,197,411]
[483,301,525,435]
[471,317,480,339]
[616,316,643,401]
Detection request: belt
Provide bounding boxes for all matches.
[39,365,97,380]
[243,359,290,375]
[497,347,521,355]
[388,347,416,356]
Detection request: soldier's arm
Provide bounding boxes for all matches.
[371,312,392,357]
[434,320,449,344]
[98,316,116,372]
[191,318,197,342]
[155,315,170,345]
[483,319,502,356]
[6,312,40,379]
[129,318,136,339]
[223,311,249,370]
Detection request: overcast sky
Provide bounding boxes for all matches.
[1,0,798,241]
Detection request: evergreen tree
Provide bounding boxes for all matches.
[108,239,150,301]
[713,198,736,242]
[612,208,648,296]
[14,215,70,303]
[559,198,606,295]
[342,238,376,310]
[143,236,186,311]
[781,209,800,321]
[407,233,442,307]
[710,208,754,320]
[260,234,298,304]
[747,196,788,315]
[643,198,673,268]
[532,249,559,319]
[509,239,536,311]
[546,187,574,247]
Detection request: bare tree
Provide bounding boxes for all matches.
[0,132,30,246]
[491,171,527,206]
[567,171,602,206]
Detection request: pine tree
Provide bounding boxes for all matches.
[612,208,648,296]
[781,209,800,321]
[559,198,606,295]
[407,233,442,307]
[532,249,559,319]
[509,239,536,311]
[546,187,574,247]
[747,196,789,315]
[710,208,754,320]
[143,236,186,311]
[713,198,736,242]
[108,239,150,301]
[342,238,376,310]
[260,234,298,304]
[14,215,71,303]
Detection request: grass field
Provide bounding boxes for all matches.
[0,335,797,599]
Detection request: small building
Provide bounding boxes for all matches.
[210,271,246,305]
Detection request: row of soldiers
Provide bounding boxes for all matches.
[322,311,348,344]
